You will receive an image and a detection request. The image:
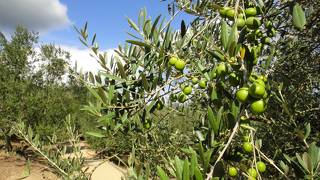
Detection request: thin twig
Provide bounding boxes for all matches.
[206,121,240,180]
[255,146,290,179]
[251,130,262,180]
[15,127,68,176]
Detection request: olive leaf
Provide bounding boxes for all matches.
[182,159,190,180]
[190,150,197,178]
[126,40,152,48]
[150,15,161,38]
[181,20,187,38]
[207,106,220,134]
[308,143,320,171]
[304,123,311,140]
[194,166,203,180]
[220,20,229,51]
[157,166,169,180]
[127,17,140,32]
[226,23,238,56]
[86,131,106,138]
[175,156,184,180]
[292,3,306,30]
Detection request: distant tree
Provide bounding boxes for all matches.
[0,27,88,151]
[0,27,38,150]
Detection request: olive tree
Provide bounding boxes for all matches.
[0,27,88,150]
[78,0,319,179]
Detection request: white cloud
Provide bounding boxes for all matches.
[60,45,116,73]
[0,0,70,32]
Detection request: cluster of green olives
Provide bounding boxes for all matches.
[228,161,267,179]
[169,77,208,104]
[168,55,221,104]
[219,6,261,30]
[168,55,186,71]
[236,75,268,114]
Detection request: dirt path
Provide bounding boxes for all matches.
[0,143,127,180]
[0,155,58,180]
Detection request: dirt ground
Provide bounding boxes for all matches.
[0,154,58,180]
[0,142,127,180]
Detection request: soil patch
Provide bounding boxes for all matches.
[0,155,58,180]
[0,141,127,180]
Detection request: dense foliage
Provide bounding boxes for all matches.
[0,0,319,179]
[0,27,88,150]
[78,0,319,179]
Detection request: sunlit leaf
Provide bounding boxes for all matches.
[292,4,306,30]
[126,40,152,48]
[220,21,229,51]
[127,17,140,32]
[86,131,105,138]
[157,166,169,180]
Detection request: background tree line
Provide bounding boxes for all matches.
[0,26,90,151]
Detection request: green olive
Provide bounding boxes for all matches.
[246,17,261,30]
[250,99,266,114]
[245,7,257,17]
[237,18,246,29]
[236,87,249,103]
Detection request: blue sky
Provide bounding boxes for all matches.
[41,0,194,49]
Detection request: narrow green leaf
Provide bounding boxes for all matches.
[141,73,149,91]
[296,153,308,171]
[181,20,187,38]
[207,107,219,134]
[157,166,169,180]
[126,31,143,40]
[206,50,225,61]
[210,87,218,101]
[190,151,197,178]
[304,123,311,140]
[91,33,96,46]
[99,72,125,82]
[116,61,127,79]
[95,75,102,84]
[293,4,306,30]
[227,23,238,56]
[194,166,203,180]
[204,72,210,81]
[86,86,103,103]
[89,72,95,84]
[143,19,151,37]
[97,87,108,104]
[197,63,205,72]
[126,40,151,48]
[150,15,161,38]
[302,152,312,173]
[108,85,115,104]
[280,160,289,174]
[182,159,190,180]
[27,126,33,140]
[203,149,213,171]
[175,156,183,180]
[231,102,239,120]
[164,25,172,48]
[308,143,320,170]
[220,21,229,51]
[283,154,292,163]
[127,17,140,32]
[86,131,105,138]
